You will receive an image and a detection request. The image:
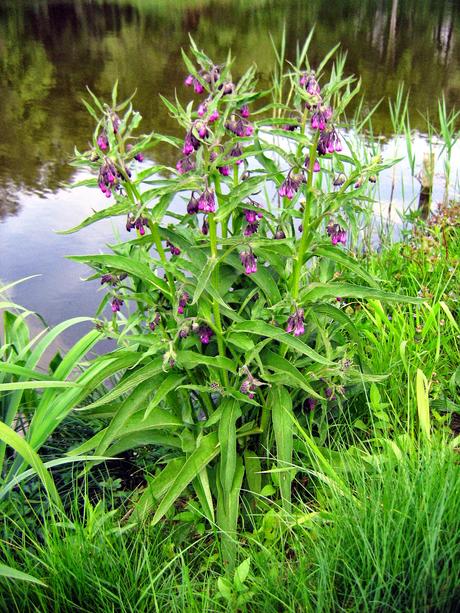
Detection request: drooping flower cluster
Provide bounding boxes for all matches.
[286,308,305,336]
[166,240,181,256]
[326,222,347,246]
[176,156,196,175]
[198,325,214,344]
[149,312,161,331]
[126,214,149,235]
[317,128,342,155]
[197,187,216,213]
[98,159,119,198]
[243,202,263,236]
[225,110,254,138]
[177,292,189,315]
[279,170,305,200]
[240,250,257,275]
[111,297,124,313]
[240,367,264,400]
[300,71,321,97]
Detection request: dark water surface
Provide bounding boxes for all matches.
[1,0,459,343]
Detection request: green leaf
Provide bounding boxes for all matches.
[302,283,422,304]
[0,564,46,587]
[67,254,170,298]
[0,422,62,508]
[151,432,220,525]
[58,200,132,234]
[270,386,294,511]
[313,245,378,287]
[233,321,333,365]
[144,374,185,419]
[262,350,323,398]
[192,257,218,305]
[219,399,241,503]
[176,351,236,373]
[416,369,431,441]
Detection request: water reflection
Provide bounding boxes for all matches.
[1,0,460,342]
[0,0,459,209]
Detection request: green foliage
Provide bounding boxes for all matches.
[64,39,423,565]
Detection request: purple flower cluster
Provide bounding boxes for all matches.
[111,297,124,313]
[225,112,254,138]
[311,106,333,131]
[198,325,214,344]
[210,151,230,177]
[126,214,148,235]
[176,156,196,175]
[97,132,109,151]
[166,240,181,256]
[149,312,161,331]
[98,159,119,198]
[326,222,347,246]
[300,72,321,97]
[279,170,305,200]
[304,156,321,173]
[286,308,305,337]
[243,204,263,236]
[317,129,342,155]
[197,187,216,213]
[240,250,257,275]
[177,292,189,315]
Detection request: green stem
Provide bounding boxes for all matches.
[208,212,229,386]
[291,132,320,300]
[148,221,175,299]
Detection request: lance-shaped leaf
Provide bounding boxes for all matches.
[232,320,334,365]
[151,432,220,525]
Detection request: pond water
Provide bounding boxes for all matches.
[1,0,460,345]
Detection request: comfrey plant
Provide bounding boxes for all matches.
[66,41,418,565]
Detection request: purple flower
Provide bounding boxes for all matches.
[279,170,304,200]
[166,240,181,256]
[275,229,286,240]
[183,130,201,156]
[177,156,196,175]
[98,159,119,198]
[198,188,216,213]
[240,105,250,118]
[240,250,257,275]
[282,122,299,132]
[225,115,253,138]
[97,132,109,151]
[311,106,333,131]
[126,214,149,236]
[197,101,207,117]
[179,327,189,339]
[244,206,263,223]
[187,192,199,215]
[199,325,214,344]
[300,72,321,96]
[230,143,244,165]
[197,123,209,139]
[220,82,235,95]
[240,366,264,400]
[111,297,124,313]
[101,274,115,285]
[286,308,305,337]
[244,222,259,236]
[149,312,161,331]
[111,113,121,134]
[208,109,219,123]
[177,292,189,315]
[325,387,335,400]
[317,129,342,156]
[304,398,317,411]
[304,156,321,173]
[194,80,204,94]
[184,74,194,87]
[326,222,347,246]
[201,218,209,235]
[333,173,346,187]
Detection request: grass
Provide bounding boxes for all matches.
[1,438,459,612]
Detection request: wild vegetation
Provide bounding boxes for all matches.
[1,36,459,612]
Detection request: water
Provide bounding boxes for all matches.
[1,0,459,344]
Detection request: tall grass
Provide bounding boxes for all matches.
[2,438,459,612]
